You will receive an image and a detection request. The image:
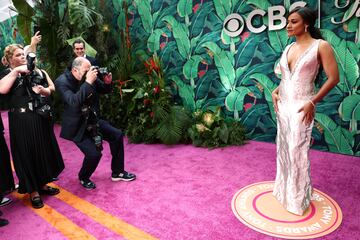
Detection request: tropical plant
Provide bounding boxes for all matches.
[188,108,246,148]
[121,54,192,144]
[11,0,104,77]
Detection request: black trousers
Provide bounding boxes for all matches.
[75,119,124,181]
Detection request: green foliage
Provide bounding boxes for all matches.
[188,108,246,148]
[125,55,192,144]
[129,0,358,155]
[12,0,34,44]
[315,113,354,155]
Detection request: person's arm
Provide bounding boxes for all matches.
[0,65,29,94]
[95,73,113,94]
[311,40,339,104]
[55,73,96,107]
[298,40,339,124]
[26,31,41,55]
[32,70,55,96]
[271,86,280,113]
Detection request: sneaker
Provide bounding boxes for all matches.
[80,179,96,190]
[0,197,12,207]
[111,171,136,182]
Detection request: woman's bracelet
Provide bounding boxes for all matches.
[309,99,315,107]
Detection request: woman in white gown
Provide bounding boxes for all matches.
[272,7,339,215]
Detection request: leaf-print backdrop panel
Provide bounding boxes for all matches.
[129,0,359,156]
[0,0,358,156]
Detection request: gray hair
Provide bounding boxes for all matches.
[71,57,84,69]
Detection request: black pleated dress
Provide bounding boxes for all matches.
[1,69,64,194]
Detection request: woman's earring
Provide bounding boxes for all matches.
[305,26,308,32]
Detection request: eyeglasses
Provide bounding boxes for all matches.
[75,48,84,50]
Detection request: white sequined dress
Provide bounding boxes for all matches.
[273,39,321,215]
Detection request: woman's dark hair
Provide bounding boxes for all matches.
[288,7,323,39]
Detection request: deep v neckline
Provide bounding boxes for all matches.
[286,40,318,75]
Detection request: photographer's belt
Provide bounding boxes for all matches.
[10,106,33,113]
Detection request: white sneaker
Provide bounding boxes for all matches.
[0,197,12,207]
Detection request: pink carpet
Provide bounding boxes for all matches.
[0,111,359,240]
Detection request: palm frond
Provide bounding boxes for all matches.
[57,23,70,43]
[156,106,192,144]
[68,0,103,29]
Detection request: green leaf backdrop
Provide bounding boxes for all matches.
[128,0,359,156]
[0,0,359,156]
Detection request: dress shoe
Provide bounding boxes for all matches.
[0,218,9,227]
[31,196,44,209]
[39,186,60,196]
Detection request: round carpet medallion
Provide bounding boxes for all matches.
[231,181,342,239]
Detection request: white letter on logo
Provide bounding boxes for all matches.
[246,9,266,33]
[223,13,245,37]
[331,0,360,24]
[268,6,286,31]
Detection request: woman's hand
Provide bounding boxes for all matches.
[32,85,50,96]
[31,31,42,46]
[272,89,280,112]
[298,101,316,125]
[13,65,30,75]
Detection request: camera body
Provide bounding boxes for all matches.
[86,123,103,151]
[24,52,43,87]
[21,52,52,118]
[92,66,109,79]
[81,104,103,150]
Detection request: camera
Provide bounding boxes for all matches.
[27,52,36,72]
[92,66,109,79]
[87,123,103,150]
[24,52,43,86]
[81,104,102,150]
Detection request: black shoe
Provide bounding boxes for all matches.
[111,171,136,182]
[0,218,9,227]
[31,196,44,209]
[39,186,60,196]
[80,179,96,190]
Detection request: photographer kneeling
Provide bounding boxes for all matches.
[55,57,135,190]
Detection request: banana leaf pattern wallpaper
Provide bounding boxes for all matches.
[0,0,359,156]
[127,0,360,156]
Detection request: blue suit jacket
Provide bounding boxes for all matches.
[85,55,99,66]
[55,69,112,141]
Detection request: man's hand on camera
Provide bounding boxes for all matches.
[85,67,98,85]
[103,72,112,84]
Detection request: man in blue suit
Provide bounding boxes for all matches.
[55,57,135,190]
[72,39,98,66]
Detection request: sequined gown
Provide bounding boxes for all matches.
[273,39,320,215]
